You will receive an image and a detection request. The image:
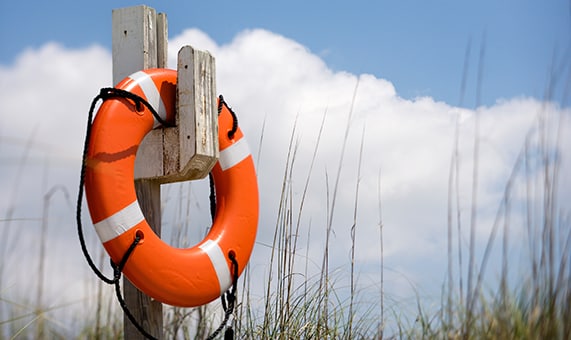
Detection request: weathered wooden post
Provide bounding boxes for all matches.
[111,5,218,338]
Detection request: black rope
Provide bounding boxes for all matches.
[100,87,175,128]
[218,95,238,139]
[208,173,217,221]
[77,87,174,284]
[76,88,171,339]
[207,253,239,340]
[78,89,240,339]
[76,90,115,284]
[111,235,159,340]
[208,167,238,340]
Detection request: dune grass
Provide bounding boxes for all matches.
[1,53,570,339]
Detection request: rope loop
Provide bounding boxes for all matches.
[98,87,175,127]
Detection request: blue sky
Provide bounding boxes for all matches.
[1,0,569,107]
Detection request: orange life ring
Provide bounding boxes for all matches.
[84,68,259,307]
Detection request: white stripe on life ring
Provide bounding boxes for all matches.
[94,200,144,243]
[199,239,232,295]
[127,71,168,128]
[219,138,250,171]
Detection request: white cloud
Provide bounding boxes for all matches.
[1,28,569,335]
[165,27,571,312]
[0,42,111,156]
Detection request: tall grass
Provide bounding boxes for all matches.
[440,42,571,339]
[1,58,570,340]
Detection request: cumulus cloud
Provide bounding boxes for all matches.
[1,28,569,332]
[166,28,570,281]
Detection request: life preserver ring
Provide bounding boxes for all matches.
[84,68,259,307]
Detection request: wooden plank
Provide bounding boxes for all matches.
[156,13,168,68]
[159,46,219,183]
[114,9,217,183]
[171,46,218,180]
[112,6,163,339]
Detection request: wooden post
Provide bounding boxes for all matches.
[112,6,164,339]
[111,5,217,339]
